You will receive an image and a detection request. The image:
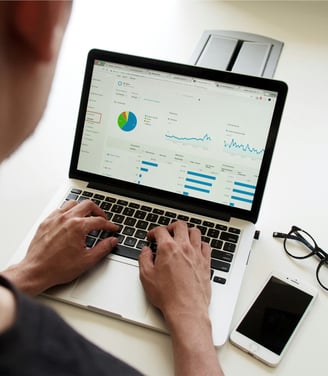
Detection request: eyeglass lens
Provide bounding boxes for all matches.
[285,228,328,290]
[317,260,328,290]
[284,229,316,259]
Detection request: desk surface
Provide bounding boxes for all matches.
[1,1,328,374]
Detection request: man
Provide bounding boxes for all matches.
[0,2,223,375]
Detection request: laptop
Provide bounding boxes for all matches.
[10,49,287,346]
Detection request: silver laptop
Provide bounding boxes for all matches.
[11,49,287,346]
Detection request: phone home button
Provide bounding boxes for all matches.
[249,343,260,354]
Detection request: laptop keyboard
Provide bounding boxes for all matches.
[64,188,241,285]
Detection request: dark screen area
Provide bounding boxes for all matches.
[236,276,313,355]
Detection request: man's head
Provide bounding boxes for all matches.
[0,1,72,162]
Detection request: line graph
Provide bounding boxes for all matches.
[165,133,212,143]
[224,138,264,156]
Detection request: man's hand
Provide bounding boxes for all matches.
[2,200,118,296]
[139,221,223,376]
[139,220,211,322]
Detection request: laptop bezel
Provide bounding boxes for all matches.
[69,49,287,223]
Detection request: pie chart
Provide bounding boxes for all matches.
[117,111,137,132]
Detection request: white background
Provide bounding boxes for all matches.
[1,1,328,375]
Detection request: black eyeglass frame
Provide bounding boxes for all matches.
[273,225,328,291]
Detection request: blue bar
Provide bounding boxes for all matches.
[232,189,254,197]
[184,185,210,194]
[183,192,189,196]
[140,167,148,172]
[234,181,256,190]
[231,195,253,204]
[185,178,212,187]
[187,171,216,180]
[142,160,158,167]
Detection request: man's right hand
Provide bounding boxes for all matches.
[139,221,223,376]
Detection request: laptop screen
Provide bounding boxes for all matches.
[77,58,277,210]
[71,50,287,222]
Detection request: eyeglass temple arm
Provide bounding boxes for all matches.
[273,231,315,251]
[272,232,294,239]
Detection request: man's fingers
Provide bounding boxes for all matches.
[61,200,79,211]
[188,226,202,249]
[86,237,118,266]
[138,246,154,279]
[68,199,107,219]
[167,220,190,242]
[82,216,119,235]
[147,225,172,243]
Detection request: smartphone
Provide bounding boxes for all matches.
[230,272,317,367]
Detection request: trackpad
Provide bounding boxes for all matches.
[71,259,149,319]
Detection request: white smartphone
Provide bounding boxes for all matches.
[230,272,317,367]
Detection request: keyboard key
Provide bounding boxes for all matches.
[203,220,214,228]
[190,217,201,225]
[78,196,89,202]
[94,194,105,200]
[89,229,101,237]
[124,217,137,226]
[112,214,124,223]
[86,236,96,248]
[105,197,116,203]
[220,232,239,243]
[223,242,236,253]
[129,202,140,209]
[122,227,135,236]
[66,193,79,201]
[165,211,176,218]
[213,276,226,284]
[117,199,128,206]
[141,205,152,212]
[124,237,137,247]
[211,249,233,263]
[178,214,189,221]
[196,225,207,235]
[100,202,112,211]
[123,207,135,216]
[211,259,231,273]
[112,204,123,213]
[153,208,164,215]
[146,213,158,222]
[116,234,125,244]
[135,210,147,219]
[207,228,220,238]
[136,240,149,249]
[70,188,82,194]
[229,227,241,234]
[100,230,112,239]
[91,198,101,205]
[136,220,148,230]
[82,191,93,197]
[210,239,223,249]
[148,223,159,231]
[135,229,147,239]
[112,245,141,260]
[158,216,170,225]
[201,236,210,243]
[216,224,227,231]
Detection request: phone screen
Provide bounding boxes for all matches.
[235,276,314,355]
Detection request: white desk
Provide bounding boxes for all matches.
[1,1,328,374]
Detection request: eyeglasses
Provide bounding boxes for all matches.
[273,225,328,291]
